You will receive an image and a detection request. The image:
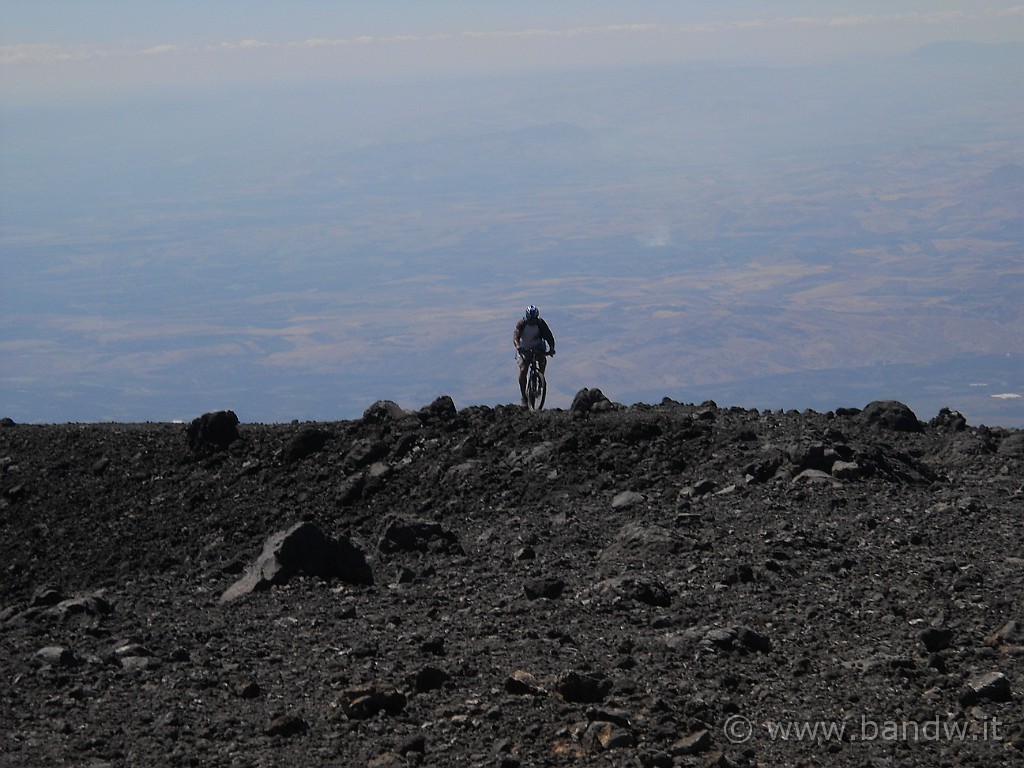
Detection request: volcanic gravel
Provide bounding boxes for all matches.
[1,395,1022,767]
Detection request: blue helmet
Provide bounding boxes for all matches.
[525,305,539,320]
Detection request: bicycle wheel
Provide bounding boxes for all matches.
[527,365,547,411]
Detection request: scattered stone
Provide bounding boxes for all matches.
[264,713,308,737]
[792,468,839,485]
[33,646,79,667]
[119,655,161,671]
[672,729,712,756]
[113,641,154,658]
[960,671,1013,705]
[831,460,861,480]
[504,670,545,696]
[366,752,405,768]
[339,685,407,719]
[921,627,954,653]
[30,586,64,608]
[346,438,390,469]
[49,593,113,623]
[702,626,771,653]
[580,721,635,751]
[556,671,612,703]
[398,733,427,756]
[377,515,462,556]
[220,521,374,602]
[592,575,672,607]
[599,523,686,566]
[524,577,565,600]
[283,427,333,463]
[985,620,1023,652]
[611,490,645,509]
[409,665,448,693]
[421,636,446,656]
[234,678,262,699]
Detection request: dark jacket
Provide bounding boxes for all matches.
[514,317,555,352]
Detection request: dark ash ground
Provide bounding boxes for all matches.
[2,394,1022,767]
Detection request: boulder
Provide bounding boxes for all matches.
[930,407,968,431]
[571,388,612,416]
[419,395,458,422]
[960,671,1013,705]
[363,400,414,423]
[220,521,373,603]
[186,410,241,453]
[860,400,921,432]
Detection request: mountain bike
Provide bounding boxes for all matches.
[520,349,550,411]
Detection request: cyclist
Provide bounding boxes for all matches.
[513,305,556,406]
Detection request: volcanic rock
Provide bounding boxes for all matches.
[556,671,613,703]
[339,685,407,719]
[860,399,922,431]
[672,729,712,756]
[264,713,308,737]
[524,577,565,599]
[960,671,1013,705]
[220,521,373,602]
[185,409,240,453]
[282,426,333,463]
[377,515,462,555]
[363,399,414,423]
[998,432,1024,457]
[920,627,954,653]
[571,387,612,415]
[2,398,1022,767]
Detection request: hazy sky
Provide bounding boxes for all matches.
[2,3,1022,424]
[4,1,1024,102]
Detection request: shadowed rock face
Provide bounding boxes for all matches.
[1,397,1022,766]
[220,521,373,603]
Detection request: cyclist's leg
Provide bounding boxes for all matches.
[518,358,529,403]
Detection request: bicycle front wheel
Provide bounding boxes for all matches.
[527,367,547,411]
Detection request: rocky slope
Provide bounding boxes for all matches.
[1,394,1022,767]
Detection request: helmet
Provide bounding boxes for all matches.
[525,305,539,320]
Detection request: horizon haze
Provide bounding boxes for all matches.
[2,4,1023,427]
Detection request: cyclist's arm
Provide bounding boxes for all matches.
[539,319,555,351]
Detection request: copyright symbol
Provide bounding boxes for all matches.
[724,715,753,744]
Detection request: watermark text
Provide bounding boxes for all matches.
[724,714,1004,745]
